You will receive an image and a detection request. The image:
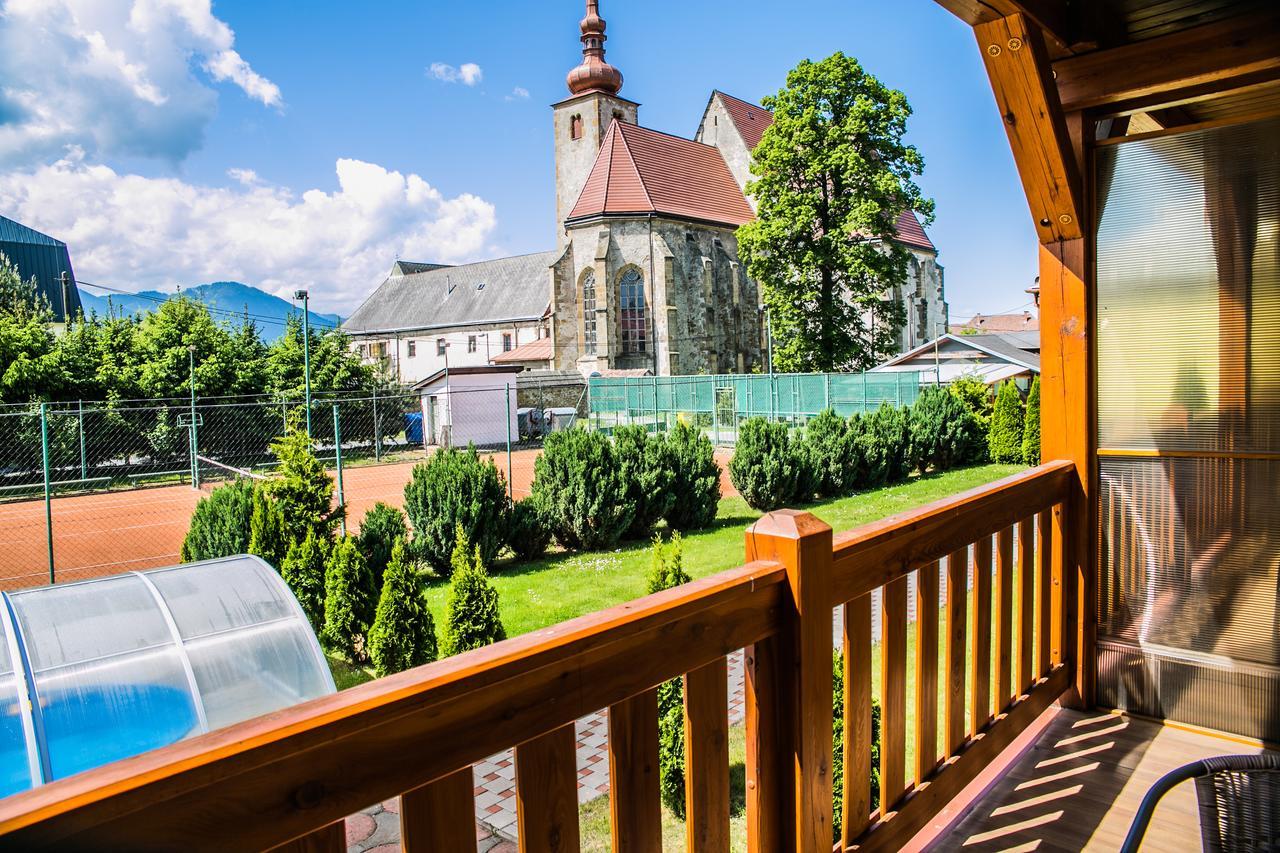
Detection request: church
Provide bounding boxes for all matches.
[343,1,948,383]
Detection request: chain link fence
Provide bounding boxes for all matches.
[0,377,587,590]
[587,370,921,444]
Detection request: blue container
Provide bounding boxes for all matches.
[404,411,424,444]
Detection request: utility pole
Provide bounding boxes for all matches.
[60,271,72,324]
[294,290,312,437]
[188,345,199,489]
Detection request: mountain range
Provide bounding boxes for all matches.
[77,281,342,343]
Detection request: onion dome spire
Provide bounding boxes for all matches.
[566,0,623,96]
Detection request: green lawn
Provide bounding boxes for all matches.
[421,463,1022,639]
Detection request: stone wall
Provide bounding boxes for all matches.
[694,94,756,210]
[552,92,639,242]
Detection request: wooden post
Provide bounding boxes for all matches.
[267,823,344,853]
[516,725,580,853]
[745,511,834,853]
[842,593,873,844]
[608,689,662,852]
[684,658,730,853]
[400,770,477,853]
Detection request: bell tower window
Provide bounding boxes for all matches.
[570,114,583,140]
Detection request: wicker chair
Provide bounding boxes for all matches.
[1120,754,1280,852]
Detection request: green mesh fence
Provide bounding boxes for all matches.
[587,371,921,442]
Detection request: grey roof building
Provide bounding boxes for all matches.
[0,215,81,322]
[343,251,557,336]
[872,332,1040,386]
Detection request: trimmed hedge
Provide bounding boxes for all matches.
[799,409,860,499]
[403,446,509,577]
[860,403,911,486]
[321,535,374,661]
[729,418,799,511]
[368,540,437,676]
[663,421,720,532]
[440,527,507,656]
[356,502,408,589]
[1022,375,1041,466]
[507,496,553,561]
[989,381,1025,464]
[531,428,633,550]
[281,528,331,632]
[181,478,254,562]
[909,386,985,473]
[614,425,676,540]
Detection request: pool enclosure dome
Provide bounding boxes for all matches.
[0,555,335,797]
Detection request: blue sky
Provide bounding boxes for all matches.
[0,0,1039,319]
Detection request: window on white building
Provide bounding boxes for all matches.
[503,333,513,352]
[437,338,446,356]
[407,340,416,358]
[467,336,477,353]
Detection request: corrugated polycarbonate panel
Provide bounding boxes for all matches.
[0,612,31,797]
[146,557,294,639]
[1096,118,1280,452]
[1096,116,1280,739]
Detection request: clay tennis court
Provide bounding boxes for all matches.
[0,447,737,592]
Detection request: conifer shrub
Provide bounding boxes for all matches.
[248,484,289,569]
[264,425,340,544]
[799,409,860,499]
[356,502,408,589]
[402,446,509,577]
[843,412,870,491]
[859,404,911,486]
[908,386,985,474]
[1021,376,1041,466]
[949,374,993,429]
[663,421,720,532]
[613,425,675,539]
[440,526,507,657]
[647,535,691,819]
[368,540,437,677]
[730,418,800,511]
[280,527,331,631]
[181,478,254,562]
[321,535,374,661]
[531,428,633,550]
[507,496,553,561]
[832,651,881,843]
[988,381,1026,464]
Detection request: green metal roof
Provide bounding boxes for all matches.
[0,214,81,322]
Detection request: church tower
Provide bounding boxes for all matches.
[552,1,638,241]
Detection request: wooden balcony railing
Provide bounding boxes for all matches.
[0,460,1077,853]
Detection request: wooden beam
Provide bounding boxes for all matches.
[1054,11,1280,113]
[975,13,1084,243]
[931,1,1073,56]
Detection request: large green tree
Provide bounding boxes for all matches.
[738,52,933,372]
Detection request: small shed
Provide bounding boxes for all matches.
[412,365,523,449]
[872,332,1040,388]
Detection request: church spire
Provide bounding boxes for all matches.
[566,0,623,96]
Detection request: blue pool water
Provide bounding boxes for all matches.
[40,683,199,783]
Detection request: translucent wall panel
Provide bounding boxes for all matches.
[8,576,199,780]
[0,617,31,797]
[1096,118,1280,452]
[1095,116,1280,741]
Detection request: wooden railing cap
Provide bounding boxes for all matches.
[746,509,833,541]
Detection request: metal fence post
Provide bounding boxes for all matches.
[896,373,903,407]
[505,383,513,500]
[333,403,346,537]
[77,399,87,481]
[40,403,54,584]
[372,388,381,462]
[862,372,869,415]
[824,374,831,413]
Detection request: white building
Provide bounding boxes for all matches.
[343,255,555,386]
[413,365,522,449]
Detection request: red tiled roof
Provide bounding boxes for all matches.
[491,337,553,364]
[950,312,1039,333]
[567,121,756,227]
[716,90,773,150]
[715,92,936,253]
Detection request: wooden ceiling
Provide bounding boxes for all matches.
[934,0,1280,131]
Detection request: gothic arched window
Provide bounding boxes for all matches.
[581,270,597,355]
[618,268,646,354]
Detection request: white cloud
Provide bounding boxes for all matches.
[0,152,498,313]
[505,86,530,101]
[427,61,483,86]
[0,0,281,166]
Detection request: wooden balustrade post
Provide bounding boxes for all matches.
[516,724,580,853]
[400,770,477,853]
[267,823,345,853]
[745,510,834,853]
